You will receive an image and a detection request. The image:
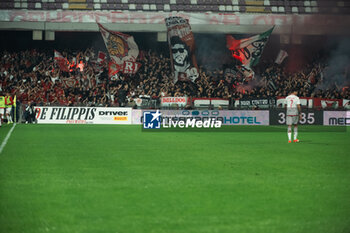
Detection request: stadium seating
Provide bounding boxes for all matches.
[0,0,347,14]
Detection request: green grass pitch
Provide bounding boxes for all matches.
[0,124,349,233]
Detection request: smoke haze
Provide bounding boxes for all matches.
[194,34,232,71]
[321,37,350,89]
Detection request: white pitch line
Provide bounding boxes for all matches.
[0,123,16,154]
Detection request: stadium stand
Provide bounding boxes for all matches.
[0,0,349,112]
[0,48,349,109]
[0,0,348,14]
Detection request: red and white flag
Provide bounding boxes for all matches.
[321,100,340,109]
[108,61,141,77]
[108,61,122,77]
[123,61,141,74]
[98,23,139,70]
[97,51,106,65]
[275,50,288,64]
[54,50,64,60]
[314,98,342,109]
[54,50,69,72]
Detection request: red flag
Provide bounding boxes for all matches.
[54,50,69,72]
[226,35,244,51]
[108,61,141,77]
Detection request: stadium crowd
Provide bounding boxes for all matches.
[0,48,349,108]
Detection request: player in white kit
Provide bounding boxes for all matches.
[285,91,302,143]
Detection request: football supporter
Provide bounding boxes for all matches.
[0,48,349,109]
[24,101,36,124]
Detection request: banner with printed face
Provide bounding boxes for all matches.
[98,23,139,76]
[34,106,132,124]
[165,16,199,83]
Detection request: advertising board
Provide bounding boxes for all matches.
[160,97,188,107]
[323,111,350,126]
[35,106,132,124]
[132,110,269,125]
[270,109,323,125]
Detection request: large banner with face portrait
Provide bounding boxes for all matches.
[98,23,140,76]
[165,16,199,83]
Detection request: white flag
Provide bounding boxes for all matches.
[275,50,288,64]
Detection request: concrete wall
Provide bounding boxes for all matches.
[0,10,349,36]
